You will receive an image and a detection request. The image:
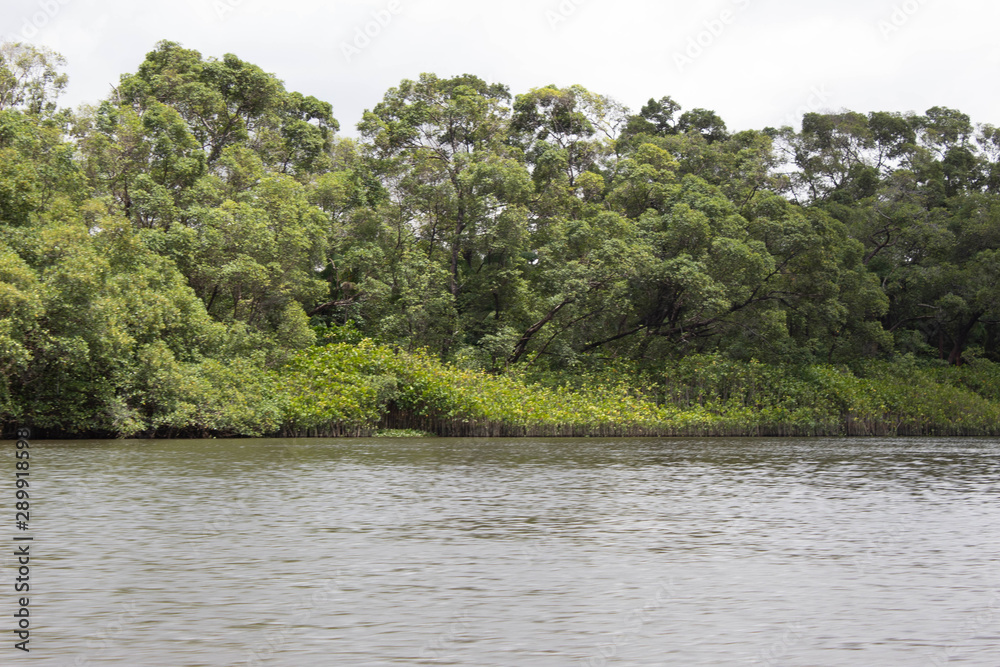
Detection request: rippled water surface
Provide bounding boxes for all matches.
[12,437,1000,665]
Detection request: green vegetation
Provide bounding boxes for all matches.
[277,342,1000,438]
[2,40,1000,438]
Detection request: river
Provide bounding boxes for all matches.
[11,437,1000,665]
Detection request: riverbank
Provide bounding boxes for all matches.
[281,343,1000,439]
[9,341,998,439]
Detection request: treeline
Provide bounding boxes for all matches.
[1,40,999,437]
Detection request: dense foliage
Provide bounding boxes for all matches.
[2,40,999,437]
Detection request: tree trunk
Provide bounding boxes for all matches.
[947,313,982,366]
[508,300,570,364]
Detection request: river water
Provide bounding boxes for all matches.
[10,437,1000,665]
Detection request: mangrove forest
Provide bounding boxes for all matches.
[2,40,1000,438]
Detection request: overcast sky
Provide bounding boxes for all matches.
[6,0,999,136]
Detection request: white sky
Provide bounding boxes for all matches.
[6,0,1000,136]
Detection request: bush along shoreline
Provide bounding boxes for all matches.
[14,341,995,440]
[276,343,1000,439]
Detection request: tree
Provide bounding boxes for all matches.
[358,73,532,356]
[621,96,682,139]
[115,40,337,171]
[76,100,206,228]
[879,193,1000,364]
[677,108,728,144]
[0,42,67,114]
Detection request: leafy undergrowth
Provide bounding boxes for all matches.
[274,342,1000,438]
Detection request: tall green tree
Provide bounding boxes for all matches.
[358,73,532,357]
[116,41,337,171]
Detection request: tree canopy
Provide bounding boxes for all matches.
[2,40,999,436]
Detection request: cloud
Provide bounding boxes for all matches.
[11,0,999,135]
